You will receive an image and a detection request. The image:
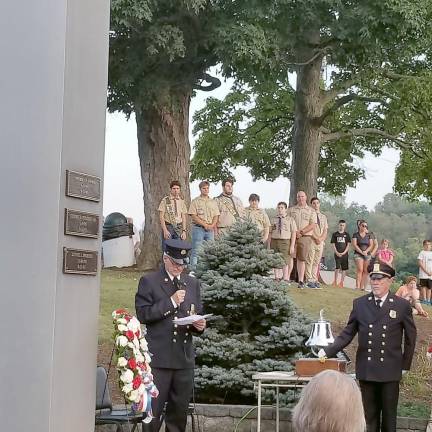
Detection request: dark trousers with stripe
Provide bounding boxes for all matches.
[149,368,194,432]
[359,380,399,432]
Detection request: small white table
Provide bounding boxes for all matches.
[252,371,312,432]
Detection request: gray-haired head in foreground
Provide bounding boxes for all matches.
[292,370,365,432]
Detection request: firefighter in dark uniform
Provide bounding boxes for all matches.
[319,262,417,432]
[135,239,206,432]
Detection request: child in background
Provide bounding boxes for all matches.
[395,276,428,317]
[418,240,432,305]
[330,220,351,288]
[376,239,394,266]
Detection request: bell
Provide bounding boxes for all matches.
[305,309,335,356]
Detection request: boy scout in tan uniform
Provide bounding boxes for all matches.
[270,202,297,282]
[305,197,328,288]
[215,178,244,235]
[288,191,316,288]
[244,193,271,242]
[158,180,188,251]
[188,181,220,267]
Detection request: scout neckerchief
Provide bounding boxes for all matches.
[218,193,240,219]
[165,195,182,236]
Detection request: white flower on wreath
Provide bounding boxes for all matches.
[135,352,145,363]
[117,318,127,324]
[133,338,140,349]
[127,342,135,349]
[140,338,148,351]
[117,324,128,332]
[144,352,151,363]
[128,390,141,403]
[120,369,134,384]
[117,357,127,367]
[138,384,146,395]
[122,383,133,394]
[127,317,140,332]
[116,335,128,347]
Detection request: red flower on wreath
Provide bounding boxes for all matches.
[132,376,142,390]
[128,358,137,370]
[427,345,432,353]
[115,308,128,315]
[125,330,135,341]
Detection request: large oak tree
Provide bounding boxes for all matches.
[109,0,281,269]
[192,0,432,204]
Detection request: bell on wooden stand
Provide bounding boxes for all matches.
[296,309,347,377]
[305,309,335,356]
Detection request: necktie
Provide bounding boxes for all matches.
[173,277,180,291]
[173,198,178,219]
[375,299,382,308]
[317,213,321,228]
[278,217,282,235]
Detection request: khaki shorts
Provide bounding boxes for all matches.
[270,238,292,264]
[296,236,312,262]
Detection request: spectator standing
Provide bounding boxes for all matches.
[418,239,432,305]
[305,197,328,288]
[330,220,351,287]
[269,202,297,282]
[352,220,373,290]
[288,191,316,289]
[214,178,244,236]
[395,276,428,317]
[188,181,220,267]
[158,180,188,251]
[376,239,395,266]
[244,193,271,243]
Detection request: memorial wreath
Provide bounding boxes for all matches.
[112,308,158,421]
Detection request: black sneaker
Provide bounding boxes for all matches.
[298,281,305,289]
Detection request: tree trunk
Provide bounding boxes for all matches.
[289,32,324,206]
[135,89,192,271]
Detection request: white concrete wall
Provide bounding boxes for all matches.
[0,1,109,431]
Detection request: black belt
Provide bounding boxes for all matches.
[166,223,181,227]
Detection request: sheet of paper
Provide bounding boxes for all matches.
[173,313,213,325]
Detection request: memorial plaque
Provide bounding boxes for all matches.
[63,248,98,275]
[65,208,99,238]
[66,169,101,202]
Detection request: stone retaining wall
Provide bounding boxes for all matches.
[95,403,430,432]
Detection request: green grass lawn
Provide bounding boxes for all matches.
[99,269,432,416]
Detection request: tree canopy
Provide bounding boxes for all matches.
[191,0,432,201]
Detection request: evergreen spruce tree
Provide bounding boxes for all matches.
[194,219,312,404]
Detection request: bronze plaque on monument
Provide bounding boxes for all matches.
[64,208,99,238]
[66,169,101,202]
[63,248,98,275]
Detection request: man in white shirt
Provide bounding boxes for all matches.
[417,239,432,305]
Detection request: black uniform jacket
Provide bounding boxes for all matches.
[324,292,416,382]
[135,268,203,369]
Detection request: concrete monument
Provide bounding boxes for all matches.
[0,1,109,431]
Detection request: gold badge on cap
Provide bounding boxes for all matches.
[181,249,187,255]
[373,263,380,272]
[389,310,397,319]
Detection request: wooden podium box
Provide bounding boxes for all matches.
[295,358,347,377]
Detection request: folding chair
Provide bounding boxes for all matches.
[95,366,144,432]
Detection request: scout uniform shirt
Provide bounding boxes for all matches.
[245,207,271,233]
[311,211,328,243]
[215,194,244,228]
[188,196,220,225]
[158,195,188,225]
[288,205,315,236]
[270,214,297,240]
